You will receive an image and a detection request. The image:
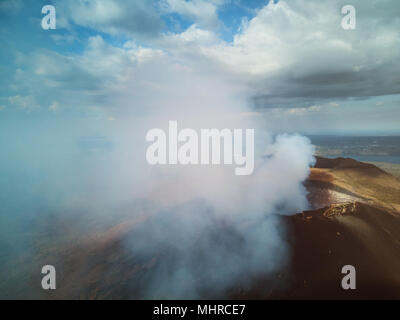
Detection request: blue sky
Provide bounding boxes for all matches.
[1,0,400,135]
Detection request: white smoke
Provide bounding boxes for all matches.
[0,28,315,300]
[82,50,316,298]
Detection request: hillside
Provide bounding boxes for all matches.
[8,157,400,300]
[282,157,400,299]
[306,156,400,213]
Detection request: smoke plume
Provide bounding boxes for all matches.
[0,37,315,300]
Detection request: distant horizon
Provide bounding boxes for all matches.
[304,133,400,137]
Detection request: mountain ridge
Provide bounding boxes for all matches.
[6,156,400,299]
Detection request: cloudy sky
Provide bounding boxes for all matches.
[1,0,400,135]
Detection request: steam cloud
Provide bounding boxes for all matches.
[0,38,315,300]
[76,54,314,298]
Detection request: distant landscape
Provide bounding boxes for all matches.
[309,135,400,178]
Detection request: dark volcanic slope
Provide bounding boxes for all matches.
[232,201,400,300]
[282,202,400,299]
[280,157,400,299]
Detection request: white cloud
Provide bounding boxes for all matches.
[160,0,224,30]
[31,36,163,94]
[282,105,321,116]
[0,0,22,11]
[159,0,400,107]
[48,101,60,112]
[8,95,40,111]
[51,34,77,45]
[8,0,400,118]
[55,0,164,38]
[165,24,219,44]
